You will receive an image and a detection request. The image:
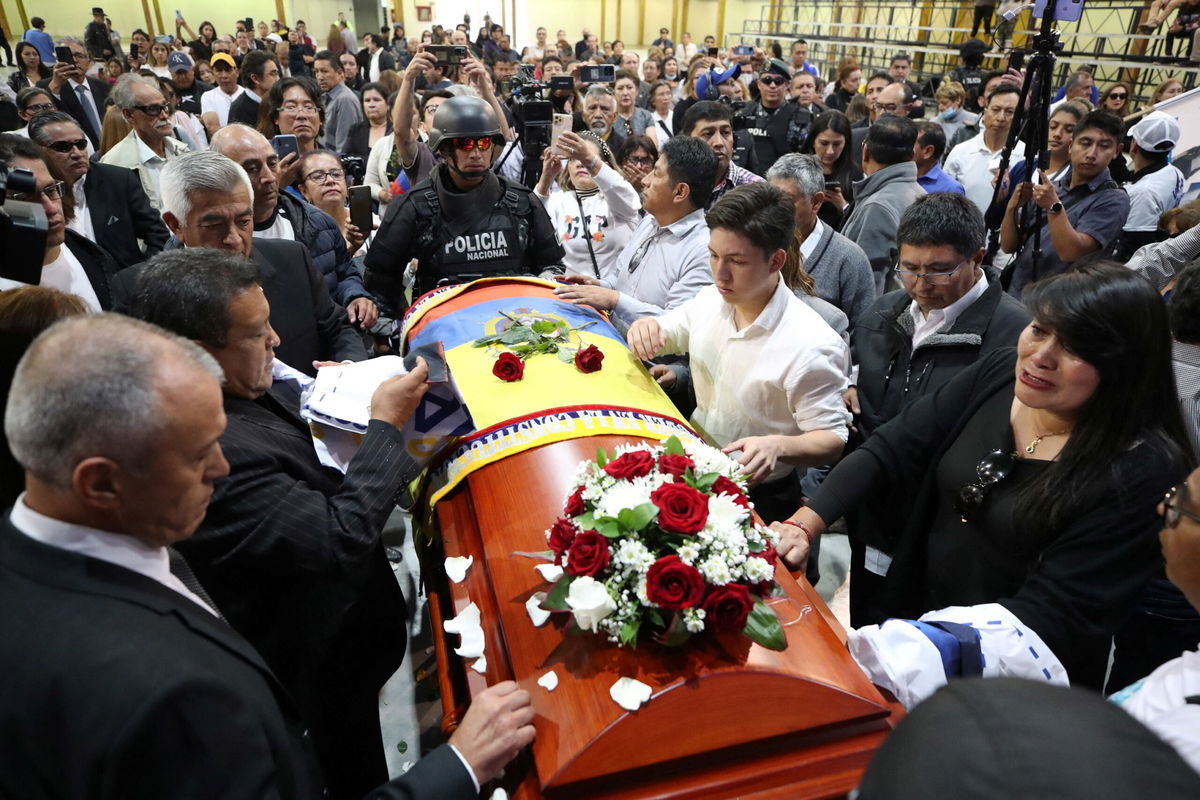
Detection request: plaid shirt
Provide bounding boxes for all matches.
[708,162,764,209]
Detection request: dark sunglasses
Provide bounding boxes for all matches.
[453,136,494,151]
[46,138,89,153]
[955,448,1015,523]
[132,103,170,117]
[1161,485,1200,528]
[1108,92,1128,99]
[760,76,788,86]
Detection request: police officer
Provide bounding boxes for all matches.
[738,58,812,175]
[364,95,564,309]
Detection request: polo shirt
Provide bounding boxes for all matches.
[917,163,966,195]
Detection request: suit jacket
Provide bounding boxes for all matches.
[111,239,368,375]
[98,130,190,211]
[82,161,170,268]
[229,90,264,127]
[64,228,122,310]
[37,75,110,147]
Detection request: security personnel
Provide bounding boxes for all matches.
[364,96,564,309]
[738,58,812,175]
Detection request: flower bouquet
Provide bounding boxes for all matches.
[537,436,786,651]
[473,311,604,382]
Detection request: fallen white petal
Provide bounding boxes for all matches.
[443,602,486,659]
[444,555,474,583]
[525,592,551,627]
[609,677,653,711]
[534,563,564,582]
[471,655,488,674]
[537,670,559,692]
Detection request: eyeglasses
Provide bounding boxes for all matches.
[955,448,1016,523]
[304,168,345,184]
[453,136,494,151]
[7,181,65,203]
[1108,92,1128,99]
[1162,485,1200,528]
[894,259,971,284]
[281,101,319,114]
[45,138,89,153]
[23,103,56,114]
[625,156,655,167]
[760,76,788,87]
[872,102,904,113]
[131,103,169,117]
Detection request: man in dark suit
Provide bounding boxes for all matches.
[29,111,169,268]
[37,38,110,148]
[0,313,535,799]
[110,149,367,374]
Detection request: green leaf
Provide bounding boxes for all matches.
[532,320,558,334]
[576,511,596,530]
[557,348,574,362]
[541,576,572,610]
[626,502,659,531]
[596,447,609,468]
[647,609,665,628]
[617,507,635,530]
[657,613,692,647]
[743,600,787,651]
[594,518,621,539]
[693,472,721,492]
[747,540,765,553]
[662,435,685,456]
[500,327,534,345]
[471,335,501,347]
[618,618,641,647]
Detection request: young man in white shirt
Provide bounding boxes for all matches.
[1118,111,1186,260]
[199,52,245,136]
[944,82,1023,215]
[627,182,852,582]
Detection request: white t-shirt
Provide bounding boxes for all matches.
[1111,646,1200,775]
[1126,164,1185,232]
[200,85,245,127]
[0,246,102,311]
[252,210,296,241]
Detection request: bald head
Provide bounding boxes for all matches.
[209,124,281,222]
[873,82,909,121]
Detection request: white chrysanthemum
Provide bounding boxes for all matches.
[699,555,733,585]
[707,493,749,530]
[683,440,744,479]
[742,555,774,584]
[614,539,655,573]
[676,541,701,566]
[683,607,707,633]
[758,523,780,547]
[635,574,650,605]
[593,479,653,520]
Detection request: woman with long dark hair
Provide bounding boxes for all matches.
[775,263,1191,697]
[799,110,862,231]
[7,42,51,93]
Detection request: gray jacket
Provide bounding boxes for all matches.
[843,161,926,280]
[803,222,877,328]
[322,81,364,153]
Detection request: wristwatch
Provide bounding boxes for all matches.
[1049,200,1064,216]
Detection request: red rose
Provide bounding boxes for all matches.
[754,546,778,566]
[645,555,706,610]
[564,486,586,517]
[565,530,611,577]
[604,450,656,480]
[574,344,604,373]
[711,475,751,510]
[492,351,525,382]
[651,482,709,534]
[702,584,754,633]
[547,517,577,564]
[657,453,695,478]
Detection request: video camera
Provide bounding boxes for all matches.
[502,64,576,187]
[0,162,49,286]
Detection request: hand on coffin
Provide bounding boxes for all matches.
[771,507,826,573]
[449,680,536,785]
[723,435,785,487]
[552,281,619,310]
[369,357,430,429]
[648,363,677,386]
[626,317,666,361]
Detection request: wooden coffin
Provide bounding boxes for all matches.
[425,435,901,799]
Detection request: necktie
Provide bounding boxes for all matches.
[75,83,101,139]
[167,547,227,621]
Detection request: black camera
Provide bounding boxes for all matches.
[340,155,366,186]
[0,162,49,285]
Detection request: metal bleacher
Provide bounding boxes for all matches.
[732,0,1200,108]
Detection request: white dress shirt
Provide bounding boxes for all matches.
[656,278,852,481]
[66,175,95,241]
[368,49,383,82]
[133,134,170,207]
[943,131,1025,215]
[604,207,712,331]
[799,217,825,264]
[8,496,218,616]
[908,271,989,350]
[200,84,245,127]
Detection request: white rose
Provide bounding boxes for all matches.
[566,576,618,632]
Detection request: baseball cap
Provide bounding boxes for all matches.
[1130,111,1180,153]
[167,51,194,72]
[210,52,237,70]
[695,64,740,101]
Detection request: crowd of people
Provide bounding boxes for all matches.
[3,6,1200,798]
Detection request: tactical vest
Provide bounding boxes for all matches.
[410,179,533,296]
[745,103,793,170]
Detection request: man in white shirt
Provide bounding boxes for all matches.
[943,82,1023,215]
[553,135,718,331]
[100,74,189,210]
[627,182,851,582]
[1118,111,1186,260]
[199,52,245,136]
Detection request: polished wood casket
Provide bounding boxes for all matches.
[406,281,902,799]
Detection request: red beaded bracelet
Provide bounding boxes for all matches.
[778,519,815,544]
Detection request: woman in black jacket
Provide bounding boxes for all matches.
[776,263,1191,690]
[7,42,51,93]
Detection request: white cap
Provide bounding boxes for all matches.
[1129,111,1180,153]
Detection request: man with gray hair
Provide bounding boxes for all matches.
[581,83,625,154]
[0,312,533,798]
[768,153,876,326]
[110,149,366,374]
[36,37,109,147]
[100,74,189,210]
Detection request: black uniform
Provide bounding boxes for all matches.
[738,100,812,175]
[364,163,564,309]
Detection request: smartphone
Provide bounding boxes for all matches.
[549,75,575,91]
[129,42,139,59]
[550,112,572,151]
[733,44,753,55]
[175,9,183,19]
[1008,49,1026,72]
[707,46,720,57]
[1033,0,1085,22]
[427,44,468,66]
[824,180,841,191]
[244,17,254,31]
[580,63,615,83]
[55,46,75,66]
[348,185,373,237]
[271,134,299,160]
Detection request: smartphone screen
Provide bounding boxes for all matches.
[348,185,373,238]
[129,42,139,59]
[55,46,75,66]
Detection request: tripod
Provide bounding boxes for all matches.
[983,7,1062,284]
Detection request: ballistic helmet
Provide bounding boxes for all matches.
[427,96,503,151]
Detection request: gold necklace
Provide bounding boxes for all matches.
[1025,429,1071,454]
